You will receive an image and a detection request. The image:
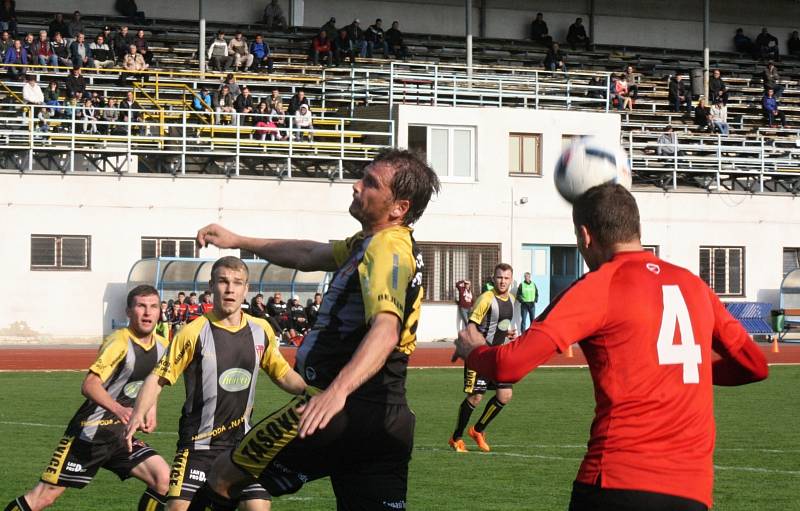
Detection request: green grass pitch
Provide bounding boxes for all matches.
[0,366,798,510]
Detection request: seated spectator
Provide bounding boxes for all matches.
[134,29,153,66]
[0,30,10,58]
[214,84,235,124]
[755,27,779,61]
[287,89,309,115]
[365,18,388,57]
[43,80,61,111]
[249,293,268,318]
[48,13,68,41]
[32,30,57,70]
[90,34,115,68]
[4,38,26,79]
[530,12,552,46]
[36,105,52,133]
[267,292,290,331]
[234,85,254,124]
[262,0,287,30]
[208,31,233,72]
[51,32,71,67]
[0,0,14,36]
[112,25,134,62]
[709,98,729,135]
[656,125,677,156]
[69,32,94,68]
[306,292,322,328]
[249,34,274,73]
[543,42,567,72]
[694,97,710,131]
[253,101,279,140]
[100,97,118,133]
[762,88,786,128]
[288,295,308,337]
[347,19,366,57]
[22,74,43,104]
[763,61,783,99]
[119,90,143,126]
[789,31,800,57]
[333,28,356,66]
[269,102,287,140]
[733,28,755,57]
[67,11,84,39]
[121,44,147,84]
[228,31,252,72]
[22,32,33,62]
[586,75,606,100]
[267,87,282,111]
[566,17,589,51]
[709,68,728,105]
[668,74,692,114]
[385,21,408,59]
[192,86,212,111]
[614,73,633,111]
[310,29,332,66]
[81,98,98,133]
[293,103,313,140]
[321,17,337,38]
[623,64,639,99]
[219,73,241,98]
[65,66,87,99]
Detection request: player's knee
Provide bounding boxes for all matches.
[467,393,483,406]
[153,470,170,495]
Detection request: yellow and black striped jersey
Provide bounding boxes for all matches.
[154,312,290,450]
[64,328,168,443]
[470,290,515,346]
[295,225,423,404]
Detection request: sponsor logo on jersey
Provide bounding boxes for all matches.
[497,319,512,332]
[305,366,316,381]
[188,468,206,482]
[218,368,252,392]
[65,462,85,473]
[123,380,144,399]
[646,263,661,274]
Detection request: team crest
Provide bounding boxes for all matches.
[255,344,265,360]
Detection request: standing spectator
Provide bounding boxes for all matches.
[262,0,286,30]
[455,279,474,331]
[192,86,212,111]
[67,11,84,39]
[234,85,255,124]
[48,13,68,40]
[200,292,213,314]
[543,42,567,72]
[789,30,800,57]
[287,88,309,115]
[755,27,779,61]
[530,12,552,46]
[347,19,366,57]
[708,68,728,105]
[51,32,71,66]
[81,98,98,133]
[709,98,729,135]
[763,61,783,99]
[566,17,589,51]
[321,17,337,37]
[249,34,273,73]
[112,25,134,62]
[174,292,188,318]
[249,293,268,318]
[207,31,233,72]
[32,30,58,70]
[333,28,355,66]
[615,73,633,111]
[623,64,639,99]
[293,103,312,141]
[69,32,94,68]
[22,74,43,104]
[0,30,10,58]
[133,29,153,66]
[694,97,711,131]
[185,293,202,322]
[228,31,253,72]
[733,28,755,57]
[365,18,388,57]
[668,74,692,114]
[763,88,786,128]
[214,84,235,124]
[656,125,677,157]
[168,302,184,334]
[310,29,332,66]
[0,0,16,36]
[516,272,538,332]
[4,39,26,79]
[90,34,115,68]
[385,21,407,59]
[305,292,322,328]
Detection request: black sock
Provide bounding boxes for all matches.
[4,496,32,511]
[452,398,476,440]
[474,396,506,433]
[188,483,237,511]
[137,487,167,511]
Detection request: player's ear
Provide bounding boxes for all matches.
[577,225,592,250]
[391,198,410,222]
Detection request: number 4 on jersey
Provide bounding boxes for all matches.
[657,285,702,384]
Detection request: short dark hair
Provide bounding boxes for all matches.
[572,184,641,247]
[211,256,249,281]
[494,263,513,274]
[127,285,159,308]
[189,292,197,297]
[178,291,186,296]
[374,149,440,225]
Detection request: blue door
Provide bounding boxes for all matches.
[550,246,582,301]
[523,245,550,311]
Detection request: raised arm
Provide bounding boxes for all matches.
[197,223,338,272]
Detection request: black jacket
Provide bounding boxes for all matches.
[65,74,86,97]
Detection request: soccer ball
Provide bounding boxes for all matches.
[554,137,632,203]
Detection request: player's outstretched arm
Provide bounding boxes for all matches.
[81,371,132,424]
[196,223,338,272]
[298,312,400,438]
[459,327,560,384]
[125,373,167,451]
[274,368,307,395]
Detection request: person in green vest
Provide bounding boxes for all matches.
[516,272,538,331]
[482,277,494,293]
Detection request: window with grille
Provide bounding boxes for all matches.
[408,125,475,180]
[784,248,800,277]
[642,245,660,256]
[141,237,197,258]
[31,235,91,270]
[418,242,501,302]
[699,246,744,296]
[509,133,542,175]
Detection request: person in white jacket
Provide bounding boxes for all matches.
[293,103,313,141]
[207,31,233,72]
[22,74,44,105]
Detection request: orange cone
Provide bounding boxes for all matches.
[566,344,574,358]
[771,337,780,353]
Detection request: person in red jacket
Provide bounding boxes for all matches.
[455,183,768,511]
[310,29,332,66]
[200,291,214,314]
[185,292,203,322]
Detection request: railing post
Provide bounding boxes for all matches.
[716,134,722,190]
[181,111,186,174]
[28,105,34,172]
[389,61,395,119]
[350,67,355,116]
[339,117,345,179]
[760,138,765,193]
[605,72,611,113]
[499,78,503,107]
[69,105,76,172]
[453,74,456,106]
[433,65,439,107]
[287,117,293,178]
[566,79,571,110]
[673,133,678,190]
[365,71,371,106]
[322,68,327,114]
[235,112,241,176]
[126,108,133,173]
[534,71,540,109]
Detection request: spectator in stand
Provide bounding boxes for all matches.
[214,84,235,124]
[69,32,94,68]
[763,88,786,128]
[253,101,276,140]
[133,29,153,66]
[121,43,147,84]
[44,80,61,112]
[306,292,322,329]
[365,18,388,57]
[708,68,728,105]
[101,25,113,45]
[0,0,16,36]
[193,86,212,111]
[5,39,27,79]
[219,73,241,98]
[623,64,639,100]
[614,73,633,111]
[228,31,253,72]
[789,31,800,57]
[310,29,332,66]
[67,11,84,39]
[91,34,115,68]
[22,74,43,104]
[656,125,677,157]
[81,98,98,133]
[51,32,71,66]
[287,88,309,115]
[668,74,692,114]
[455,279,474,331]
[32,30,58,70]
[294,103,312,141]
[288,296,309,338]
[763,61,783,99]
[267,291,290,331]
[543,42,567,72]
[200,292,213,314]
[333,28,355,66]
[733,28,755,57]
[208,31,233,72]
[586,75,606,100]
[100,97,118,133]
[269,101,287,139]
[267,87,282,111]
[530,12,552,46]
[249,34,273,73]
[755,27,779,61]
[347,19,366,57]
[262,0,287,30]
[694,96,711,131]
[119,90,143,134]
[21,32,33,62]
[174,292,188,317]
[385,21,407,59]
[566,17,589,51]
[113,26,134,62]
[709,98,729,135]
[234,85,255,124]
[249,293,268,318]
[48,13,68,40]
[185,293,203,322]
[321,17,337,38]
[168,302,184,334]
[0,30,10,58]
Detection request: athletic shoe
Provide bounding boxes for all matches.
[468,426,491,452]
[448,437,468,453]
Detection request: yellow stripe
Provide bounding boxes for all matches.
[41,435,74,484]
[479,404,497,425]
[464,369,477,394]
[168,449,190,498]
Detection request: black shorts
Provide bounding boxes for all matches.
[463,366,512,394]
[569,481,708,511]
[168,447,270,502]
[40,435,157,488]
[232,389,415,510]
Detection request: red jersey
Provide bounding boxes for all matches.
[467,251,768,507]
[201,302,214,314]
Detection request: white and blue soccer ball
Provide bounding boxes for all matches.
[554,137,632,203]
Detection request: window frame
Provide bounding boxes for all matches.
[699,246,745,297]
[418,241,501,303]
[141,236,199,259]
[508,132,543,176]
[783,247,800,278]
[642,245,660,256]
[30,234,91,271]
[408,124,476,182]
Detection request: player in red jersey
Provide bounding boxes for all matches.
[454,184,768,511]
